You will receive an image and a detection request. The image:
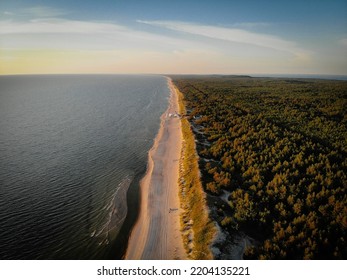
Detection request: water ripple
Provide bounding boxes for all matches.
[0,75,170,259]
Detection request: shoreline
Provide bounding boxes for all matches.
[125,77,186,259]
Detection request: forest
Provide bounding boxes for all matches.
[171,75,347,259]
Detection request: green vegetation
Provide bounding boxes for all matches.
[171,76,347,259]
[176,85,216,259]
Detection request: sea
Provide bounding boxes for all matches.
[0,74,170,259]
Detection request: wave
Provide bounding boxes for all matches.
[90,173,134,246]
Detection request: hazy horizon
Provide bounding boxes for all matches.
[1,0,346,75]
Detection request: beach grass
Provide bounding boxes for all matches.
[175,83,216,259]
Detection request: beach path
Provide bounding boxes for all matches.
[125,78,187,260]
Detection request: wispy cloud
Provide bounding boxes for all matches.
[0,18,193,52]
[1,6,68,19]
[138,20,310,59]
[0,18,127,35]
[21,6,68,18]
[0,16,310,61]
[3,11,14,16]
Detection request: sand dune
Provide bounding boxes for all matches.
[125,78,186,260]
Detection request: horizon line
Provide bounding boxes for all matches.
[1,72,347,80]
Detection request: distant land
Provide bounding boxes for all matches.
[168,74,347,81]
[250,74,347,81]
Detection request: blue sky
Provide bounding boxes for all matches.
[1,0,346,74]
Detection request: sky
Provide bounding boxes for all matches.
[0,0,347,75]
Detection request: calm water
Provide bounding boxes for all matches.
[0,75,170,259]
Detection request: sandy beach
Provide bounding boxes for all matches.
[125,78,187,260]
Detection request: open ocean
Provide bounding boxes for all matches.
[0,74,170,259]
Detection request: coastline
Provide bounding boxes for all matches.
[125,77,186,259]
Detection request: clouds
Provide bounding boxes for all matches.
[0,5,345,75]
[1,5,68,18]
[1,16,310,58]
[0,17,193,52]
[3,11,14,16]
[137,20,310,59]
[0,18,128,35]
[21,6,68,17]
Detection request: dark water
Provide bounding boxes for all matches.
[0,74,170,259]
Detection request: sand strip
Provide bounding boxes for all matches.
[125,78,186,260]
